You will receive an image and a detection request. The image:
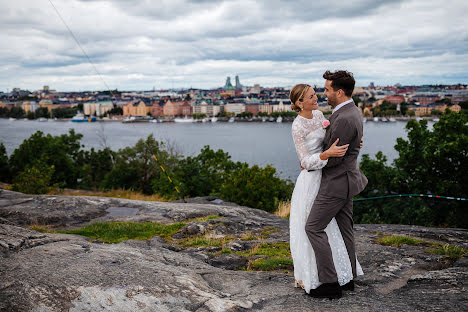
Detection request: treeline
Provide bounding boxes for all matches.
[0,132,293,213]
[0,106,78,119]
[356,110,467,228]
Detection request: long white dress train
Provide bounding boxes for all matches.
[289,111,363,294]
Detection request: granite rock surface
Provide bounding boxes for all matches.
[0,189,466,312]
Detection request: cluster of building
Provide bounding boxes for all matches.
[1,78,467,118]
[354,84,466,116]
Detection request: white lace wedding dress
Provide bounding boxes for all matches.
[290,110,363,294]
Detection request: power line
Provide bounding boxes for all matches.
[48,0,115,97]
[353,194,467,202]
[152,154,186,203]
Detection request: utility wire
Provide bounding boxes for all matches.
[48,0,115,98]
[353,194,467,202]
[153,154,186,203]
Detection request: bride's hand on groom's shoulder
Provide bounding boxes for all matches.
[322,138,348,159]
[360,138,363,149]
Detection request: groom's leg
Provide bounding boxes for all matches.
[305,193,346,284]
[334,199,357,278]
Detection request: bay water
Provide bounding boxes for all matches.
[0,119,428,180]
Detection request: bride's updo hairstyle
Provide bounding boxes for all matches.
[290,84,311,112]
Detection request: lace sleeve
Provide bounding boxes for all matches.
[315,109,326,124]
[292,118,328,171]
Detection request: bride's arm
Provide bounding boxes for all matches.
[292,121,328,171]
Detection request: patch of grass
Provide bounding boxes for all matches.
[259,226,281,239]
[274,201,290,219]
[240,232,258,241]
[0,182,12,190]
[377,234,426,247]
[189,215,222,222]
[51,189,170,202]
[208,246,233,257]
[428,244,467,259]
[179,237,223,247]
[377,233,466,260]
[249,258,293,271]
[29,225,51,233]
[56,221,187,243]
[236,242,291,258]
[178,235,236,248]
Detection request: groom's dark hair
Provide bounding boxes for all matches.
[323,70,355,97]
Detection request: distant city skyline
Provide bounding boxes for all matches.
[1,0,467,92]
[2,80,468,94]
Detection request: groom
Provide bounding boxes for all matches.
[305,70,368,299]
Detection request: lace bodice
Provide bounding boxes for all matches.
[291,110,328,170]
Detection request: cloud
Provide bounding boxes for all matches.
[0,0,466,91]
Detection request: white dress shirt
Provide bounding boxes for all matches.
[332,99,353,114]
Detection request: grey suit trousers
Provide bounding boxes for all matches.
[305,193,357,283]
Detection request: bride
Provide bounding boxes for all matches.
[289,84,364,294]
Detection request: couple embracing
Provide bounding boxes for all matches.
[289,70,368,299]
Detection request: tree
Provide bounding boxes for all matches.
[9,130,84,188]
[0,143,10,182]
[359,152,397,197]
[35,107,49,118]
[169,146,241,198]
[236,111,253,118]
[352,96,361,105]
[358,110,468,227]
[218,164,293,212]
[107,106,123,116]
[0,107,8,117]
[102,135,172,194]
[51,107,78,119]
[192,113,207,119]
[399,101,408,115]
[394,110,468,197]
[459,100,468,114]
[9,107,25,118]
[80,148,115,190]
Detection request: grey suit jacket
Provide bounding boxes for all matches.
[318,101,368,199]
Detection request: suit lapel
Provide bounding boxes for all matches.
[324,110,337,145]
[325,101,355,146]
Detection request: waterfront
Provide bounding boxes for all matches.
[0,119,431,180]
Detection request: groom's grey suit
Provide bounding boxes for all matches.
[305,101,368,284]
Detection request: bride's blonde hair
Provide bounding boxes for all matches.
[289,84,311,112]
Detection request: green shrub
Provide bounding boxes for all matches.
[12,161,54,194]
[218,164,293,212]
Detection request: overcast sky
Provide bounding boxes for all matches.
[1,0,467,91]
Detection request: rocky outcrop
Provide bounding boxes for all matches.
[0,189,466,312]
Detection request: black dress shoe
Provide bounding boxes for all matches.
[341,280,354,291]
[308,282,342,299]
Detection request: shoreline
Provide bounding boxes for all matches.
[1,116,440,123]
